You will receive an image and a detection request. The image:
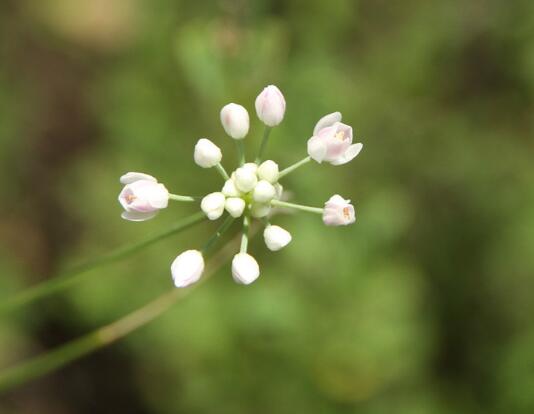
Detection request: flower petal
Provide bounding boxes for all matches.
[147,184,169,209]
[313,112,342,135]
[120,172,157,184]
[121,210,158,221]
[331,143,363,166]
[307,135,328,163]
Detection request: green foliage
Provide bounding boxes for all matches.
[0,0,533,412]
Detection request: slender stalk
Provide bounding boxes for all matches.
[0,230,244,394]
[235,140,245,166]
[169,194,196,202]
[214,163,230,181]
[202,215,235,253]
[0,212,206,315]
[271,199,323,214]
[255,126,272,163]
[240,215,250,253]
[0,289,183,394]
[278,156,312,179]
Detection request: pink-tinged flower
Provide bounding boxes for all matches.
[307,112,363,165]
[322,194,355,226]
[118,172,169,221]
[255,85,286,127]
[171,250,205,288]
[232,253,260,285]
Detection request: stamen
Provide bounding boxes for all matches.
[343,206,351,218]
[335,130,345,140]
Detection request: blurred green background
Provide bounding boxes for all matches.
[1,0,533,412]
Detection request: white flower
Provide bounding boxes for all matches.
[322,194,356,226]
[257,160,279,184]
[255,85,286,127]
[253,180,276,203]
[234,166,258,193]
[232,253,260,285]
[220,103,249,139]
[201,192,226,220]
[250,202,271,218]
[307,112,363,165]
[225,197,246,218]
[122,87,364,290]
[263,225,292,251]
[274,183,284,199]
[221,179,240,197]
[242,162,259,175]
[118,172,169,221]
[194,138,222,168]
[171,250,204,288]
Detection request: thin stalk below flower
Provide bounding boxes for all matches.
[255,126,272,163]
[202,215,235,253]
[0,229,248,394]
[0,212,206,315]
[271,199,323,214]
[214,163,230,181]
[235,140,245,166]
[169,194,197,202]
[240,215,250,253]
[278,156,312,179]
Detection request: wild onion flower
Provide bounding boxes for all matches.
[118,173,169,221]
[118,85,363,287]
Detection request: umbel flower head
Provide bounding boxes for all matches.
[118,84,363,287]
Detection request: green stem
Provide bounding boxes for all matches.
[278,156,312,179]
[255,126,272,163]
[271,199,323,214]
[240,215,250,253]
[201,215,235,253]
[0,226,253,394]
[169,194,196,202]
[235,140,245,166]
[214,163,230,181]
[0,288,183,394]
[0,212,206,315]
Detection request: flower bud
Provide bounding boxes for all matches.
[201,192,226,220]
[222,179,240,197]
[263,225,292,251]
[171,250,204,288]
[225,197,246,218]
[232,253,260,285]
[255,85,286,127]
[234,166,258,193]
[242,162,258,174]
[220,103,249,139]
[322,195,356,226]
[274,183,284,200]
[194,138,222,168]
[250,202,271,218]
[257,160,279,184]
[253,180,276,203]
[118,172,169,221]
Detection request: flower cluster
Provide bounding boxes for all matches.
[118,85,363,287]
